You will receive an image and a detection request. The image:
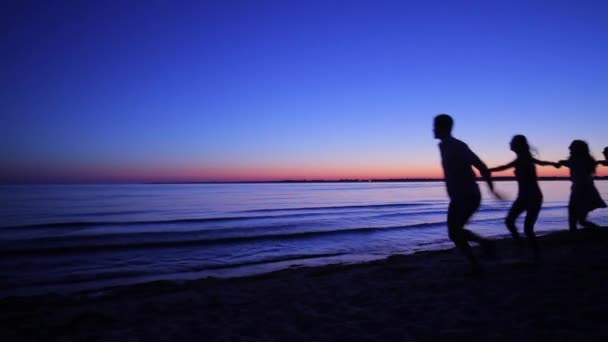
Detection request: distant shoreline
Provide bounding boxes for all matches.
[144,176,608,185]
[2,176,608,185]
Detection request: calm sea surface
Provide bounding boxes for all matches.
[1,181,607,296]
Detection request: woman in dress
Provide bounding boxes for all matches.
[559,140,607,231]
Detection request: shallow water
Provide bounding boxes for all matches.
[1,181,606,296]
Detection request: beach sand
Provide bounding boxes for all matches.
[2,228,608,341]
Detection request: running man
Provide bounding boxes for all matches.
[433,114,501,273]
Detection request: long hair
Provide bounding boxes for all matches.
[569,140,597,174]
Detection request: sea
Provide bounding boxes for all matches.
[1,181,607,297]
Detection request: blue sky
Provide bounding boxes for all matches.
[1,0,607,182]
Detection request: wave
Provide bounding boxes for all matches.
[1,203,567,233]
[188,252,346,271]
[0,213,335,230]
[0,221,451,256]
[68,210,152,217]
[0,203,432,230]
[239,202,429,213]
[1,252,349,290]
[370,204,567,220]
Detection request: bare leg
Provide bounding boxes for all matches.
[505,199,525,241]
[448,216,479,271]
[524,199,542,260]
[568,202,577,232]
[448,224,481,272]
[447,196,486,272]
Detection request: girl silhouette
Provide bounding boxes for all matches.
[598,147,608,167]
[490,135,560,259]
[559,140,606,231]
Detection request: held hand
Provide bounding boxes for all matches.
[553,162,562,168]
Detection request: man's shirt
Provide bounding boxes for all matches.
[439,136,481,199]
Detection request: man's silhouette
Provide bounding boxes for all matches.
[433,114,499,273]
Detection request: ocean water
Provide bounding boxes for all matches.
[1,181,607,297]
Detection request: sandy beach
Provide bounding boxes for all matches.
[1,228,608,341]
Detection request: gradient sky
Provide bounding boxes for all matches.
[2,0,607,182]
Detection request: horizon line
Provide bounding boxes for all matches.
[3,176,607,185]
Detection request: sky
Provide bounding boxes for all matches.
[1,0,607,183]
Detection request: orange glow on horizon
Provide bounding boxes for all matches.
[1,162,607,183]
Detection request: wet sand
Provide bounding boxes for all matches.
[2,228,608,341]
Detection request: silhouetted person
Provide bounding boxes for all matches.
[598,147,608,167]
[433,114,500,273]
[558,140,606,231]
[489,135,560,260]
